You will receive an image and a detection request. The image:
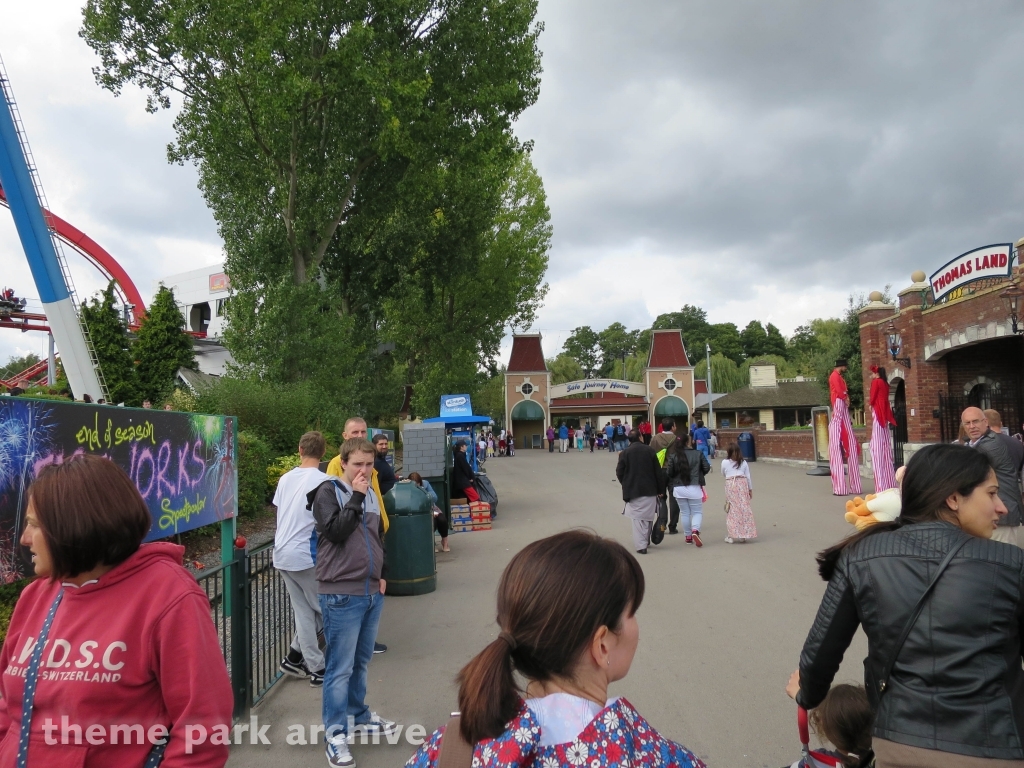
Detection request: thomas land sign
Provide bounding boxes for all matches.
[929,243,1014,303]
[0,398,237,580]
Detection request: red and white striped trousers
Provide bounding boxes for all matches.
[870,411,898,492]
[829,398,862,496]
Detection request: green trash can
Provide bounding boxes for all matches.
[383,480,436,595]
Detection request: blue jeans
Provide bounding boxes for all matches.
[677,497,703,536]
[319,592,385,739]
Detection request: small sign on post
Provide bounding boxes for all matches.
[807,406,832,477]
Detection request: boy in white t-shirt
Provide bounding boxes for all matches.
[274,430,330,685]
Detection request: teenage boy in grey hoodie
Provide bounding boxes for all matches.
[307,437,397,767]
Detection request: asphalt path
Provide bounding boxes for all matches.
[228,446,870,768]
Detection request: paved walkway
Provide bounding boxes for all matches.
[228,447,872,767]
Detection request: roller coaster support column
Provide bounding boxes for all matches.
[0,63,105,400]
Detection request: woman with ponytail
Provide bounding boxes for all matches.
[406,530,705,768]
[793,443,1024,767]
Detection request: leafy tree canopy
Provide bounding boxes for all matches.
[562,326,601,378]
[81,281,141,405]
[134,286,196,403]
[0,353,40,382]
[83,0,548,421]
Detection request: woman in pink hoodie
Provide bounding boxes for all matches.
[0,454,233,767]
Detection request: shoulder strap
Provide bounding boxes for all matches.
[877,537,969,695]
[436,715,474,768]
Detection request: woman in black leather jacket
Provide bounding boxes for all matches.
[663,434,711,545]
[793,443,1023,766]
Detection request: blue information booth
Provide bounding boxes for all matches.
[423,394,492,471]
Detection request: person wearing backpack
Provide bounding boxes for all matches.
[792,444,1024,766]
[308,438,399,767]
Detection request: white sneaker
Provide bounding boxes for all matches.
[326,737,355,767]
[349,713,398,739]
[724,537,734,544]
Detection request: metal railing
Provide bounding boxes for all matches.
[195,540,293,719]
[247,542,292,704]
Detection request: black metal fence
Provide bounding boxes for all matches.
[893,382,908,468]
[195,540,293,719]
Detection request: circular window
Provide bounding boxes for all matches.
[520,382,534,395]
[663,378,677,391]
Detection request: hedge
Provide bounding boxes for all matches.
[0,579,33,645]
[238,431,273,516]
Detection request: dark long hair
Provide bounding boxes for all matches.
[726,443,743,464]
[816,443,992,580]
[875,366,888,383]
[456,530,645,743]
[667,432,691,478]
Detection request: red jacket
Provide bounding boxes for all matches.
[870,377,897,428]
[0,543,232,768]
[828,369,848,408]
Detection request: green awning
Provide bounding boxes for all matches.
[511,399,545,420]
[654,396,689,419]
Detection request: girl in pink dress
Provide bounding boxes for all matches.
[722,443,757,543]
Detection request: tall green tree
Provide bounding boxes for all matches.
[382,150,550,416]
[740,320,768,359]
[707,323,743,364]
[693,353,745,393]
[134,287,196,403]
[0,353,40,382]
[650,305,710,359]
[563,326,601,377]
[81,281,141,405]
[597,323,640,376]
[547,354,584,385]
[763,322,788,358]
[83,0,545,414]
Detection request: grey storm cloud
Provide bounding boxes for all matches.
[519,0,1024,299]
[5,1,1024,367]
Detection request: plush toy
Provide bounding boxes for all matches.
[844,487,902,530]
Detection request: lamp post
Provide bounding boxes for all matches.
[1001,282,1024,335]
[706,343,713,428]
[886,319,912,369]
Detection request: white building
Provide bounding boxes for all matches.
[155,264,234,376]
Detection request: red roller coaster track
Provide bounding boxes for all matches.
[0,183,147,327]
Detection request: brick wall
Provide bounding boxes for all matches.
[860,271,1024,445]
[946,337,1023,395]
[716,426,868,462]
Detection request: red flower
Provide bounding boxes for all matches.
[496,738,522,763]
[605,741,624,763]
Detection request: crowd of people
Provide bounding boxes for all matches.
[541,419,721,458]
[615,417,752,553]
[11,396,1024,768]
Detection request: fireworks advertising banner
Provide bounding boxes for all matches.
[0,397,237,579]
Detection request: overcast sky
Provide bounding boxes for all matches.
[3,1,1024,369]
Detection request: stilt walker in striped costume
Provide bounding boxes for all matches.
[828,359,862,496]
[869,365,899,492]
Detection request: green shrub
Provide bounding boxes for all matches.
[238,431,273,516]
[267,453,302,498]
[0,579,33,645]
[197,378,344,454]
[169,387,199,412]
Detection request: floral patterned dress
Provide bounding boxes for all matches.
[405,697,706,768]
